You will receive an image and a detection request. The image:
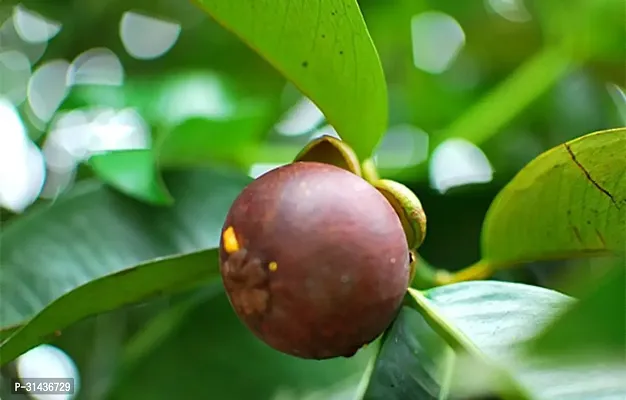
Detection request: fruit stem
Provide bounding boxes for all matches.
[434,260,494,285]
[361,158,380,183]
[412,256,450,289]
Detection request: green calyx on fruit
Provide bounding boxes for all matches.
[372,179,426,250]
[295,135,427,253]
[294,135,362,177]
[361,157,380,183]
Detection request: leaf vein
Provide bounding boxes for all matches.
[563,143,619,209]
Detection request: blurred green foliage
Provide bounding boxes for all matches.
[0,0,624,398]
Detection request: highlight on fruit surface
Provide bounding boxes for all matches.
[219,161,411,359]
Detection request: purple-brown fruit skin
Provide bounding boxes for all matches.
[219,161,410,360]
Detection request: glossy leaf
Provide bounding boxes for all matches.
[119,289,216,370]
[88,149,173,205]
[0,168,250,349]
[362,281,626,399]
[0,249,218,365]
[43,289,216,399]
[481,128,626,267]
[193,0,388,159]
[108,293,373,400]
[360,306,448,400]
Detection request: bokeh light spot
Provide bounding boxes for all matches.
[41,107,150,197]
[374,124,429,169]
[411,12,465,74]
[309,124,341,141]
[0,98,45,212]
[157,73,235,124]
[275,97,325,136]
[120,11,181,60]
[429,138,493,193]
[16,344,80,400]
[27,59,70,122]
[0,17,48,64]
[0,50,31,104]
[13,5,62,44]
[486,0,532,23]
[67,48,124,86]
[248,163,286,179]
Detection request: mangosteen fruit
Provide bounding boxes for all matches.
[219,161,411,359]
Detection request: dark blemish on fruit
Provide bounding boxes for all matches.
[302,61,309,67]
[321,34,326,38]
[339,50,344,55]
[222,248,271,318]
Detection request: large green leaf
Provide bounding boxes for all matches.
[361,281,626,399]
[107,292,373,400]
[481,128,626,267]
[0,249,218,365]
[359,307,447,400]
[193,0,388,159]
[0,324,21,342]
[0,168,250,346]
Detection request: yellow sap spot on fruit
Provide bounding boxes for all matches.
[299,181,307,188]
[269,261,278,272]
[223,226,240,254]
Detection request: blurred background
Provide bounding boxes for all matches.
[0,0,624,399]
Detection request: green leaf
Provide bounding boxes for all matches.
[156,114,271,168]
[193,0,388,159]
[361,281,626,399]
[528,260,626,362]
[0,168,250,347]
[108,293,374,400]
[0,249,218,366]
[88,149,174,205]
[359,306,449,400]
[481,128,626,267]
[0,323,21,342]
[119,289,217,370]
